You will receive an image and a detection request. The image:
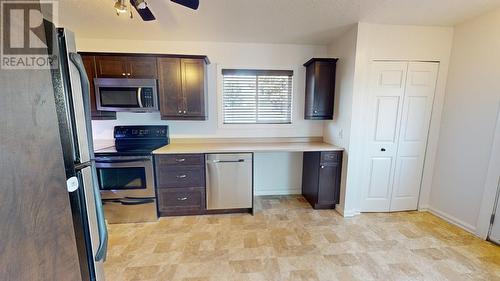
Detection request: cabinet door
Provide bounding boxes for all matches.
[181,58,207,119]
[95,55,128,78]
[304,64,315,118]
[81,55,116,120]
[318,162,341,206]
[301,152,320,207]
[127,56,157,78]
[312,61,335,118]
[157,57,183,118]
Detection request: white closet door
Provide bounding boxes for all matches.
[390,62,439,211]
[361,61,408,212]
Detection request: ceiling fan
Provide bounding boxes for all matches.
[114,0,199,21]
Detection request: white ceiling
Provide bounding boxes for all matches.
[59,0,500,45]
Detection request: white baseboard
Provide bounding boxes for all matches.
[254,188,301,196]
[339,206,361,217]
[425,206,478,236]
[418,204,430,211]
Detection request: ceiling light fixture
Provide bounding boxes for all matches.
[114,0,128,14]
[134,0,147,10]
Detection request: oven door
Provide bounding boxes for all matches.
[95,155,155,199]
[94,78,158,112]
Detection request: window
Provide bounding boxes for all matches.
[222,69,293,124]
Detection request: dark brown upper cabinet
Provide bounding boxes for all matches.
[303,58,338,120]
[80,54,116,120]
[80,52,209,121]
[157,57,208,120]
[95,55,157,79]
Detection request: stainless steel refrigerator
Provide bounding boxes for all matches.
[51,27,108,280]
[1,16,106,280]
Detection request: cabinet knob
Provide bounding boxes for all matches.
[313,110,318,113]
[320,165,325,169]
[122,73,126,76]
[127,73,131,76]
[183,110,187,114]
[178,110,182,114]
[381,148,386,152]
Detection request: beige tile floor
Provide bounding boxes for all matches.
[104,196,500,281]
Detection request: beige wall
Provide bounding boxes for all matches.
[323,25,358,215]
[77,38,327,196]
[326,23,454,216]
[77,38,327,140]
[430,9,500,234]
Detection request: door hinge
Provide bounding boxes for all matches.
[491,214,496,225]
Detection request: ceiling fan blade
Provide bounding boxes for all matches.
[130,0,156,21]
[171,0,199,10]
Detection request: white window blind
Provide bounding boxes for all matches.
[222,69,293,124]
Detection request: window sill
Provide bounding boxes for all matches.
[218,123,295,130]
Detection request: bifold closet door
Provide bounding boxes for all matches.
[361,61,408,212]
[390,62,438,211]
[361,61,438,212]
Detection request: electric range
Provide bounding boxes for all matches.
[94,125,169,224]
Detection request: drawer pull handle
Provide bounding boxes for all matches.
[175,158,186,162]
[177,197,188,201]
[176,174,187,179]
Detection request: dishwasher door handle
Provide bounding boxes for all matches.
[211,159,245,163]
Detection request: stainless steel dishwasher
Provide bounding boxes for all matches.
[206,153,253,210]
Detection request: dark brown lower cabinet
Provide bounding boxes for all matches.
[155,154,206,216]
[302,151,342,209]
[157,187,205,216]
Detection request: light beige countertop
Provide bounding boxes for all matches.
[152,138,344,154]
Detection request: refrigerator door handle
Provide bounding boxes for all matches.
[69,52,108,262]
[91,166,108,262]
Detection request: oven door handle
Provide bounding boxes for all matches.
[103,198,155,205]
[120,198,155,205]
[95,158,150,164]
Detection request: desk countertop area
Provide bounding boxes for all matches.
[153,141,344,154]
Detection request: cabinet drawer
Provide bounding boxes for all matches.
[320,151,342,164]
[156,154,204,167]
[157,187,205,215]
[157,167,205,188]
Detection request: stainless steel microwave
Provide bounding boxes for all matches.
[94,78,159,112]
